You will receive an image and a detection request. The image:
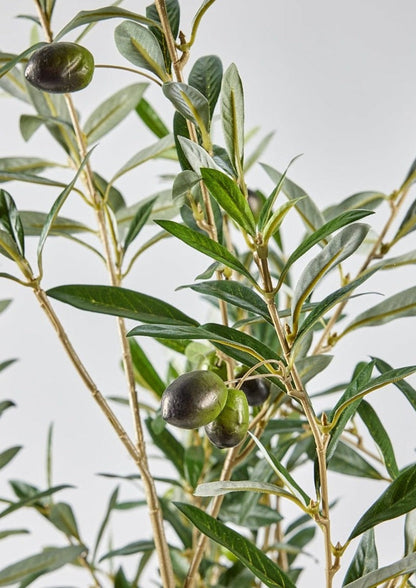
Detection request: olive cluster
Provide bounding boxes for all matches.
[25,42,94,93]
[161,369,270,449]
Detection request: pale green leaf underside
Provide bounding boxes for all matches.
[343,551,416,588]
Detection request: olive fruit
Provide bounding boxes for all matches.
[161,370,228,429]
[240,376,271,406]
[24,42,94,93]
[204,388,249,449]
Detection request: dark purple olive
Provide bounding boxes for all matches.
[161,370,228,429]
[24,42,94,93]
[204,388,249,449]
[240,376,270,406]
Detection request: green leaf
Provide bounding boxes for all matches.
[0,299,12,315]
[0,485,72,520]
[114,567,131,588]
[179,279,271,323]
[0,157,61,177]
[0,545,85,585]
[324,191,386,221]
[0,359,17,374]
[111,134,174,181]
[195,480,298,502]
[84,83,148,144]
[349,464,416,540]
[0,190,25,256]
[99,540,154,562]
[291,223,370,334]
[201,168,256,236]
[261,163,325,233]
[222,502,282,530]
[0,446,21,471]
[155,219,256,283]
[395,196,416,241]
[343,552,416,588]
[55,7,159,42]
[114,21,169,82]
[92,486,119,564]
[343,286,416,336]
[123,197,156,253]
[37,152,92,274]
[0,171,68,188]
[0,400,15,417]
[163,81,210,133]
[160,498,192,548]
[329,441,384,480]
[368,249,416,272]
[278,209,374,288]
[129,338,165,397]
[373,357,416,412]
[404,509,416,555]
[172,170,200,200]
[296,354,333,385]
[135,97,169,138]
[146,417,185,478]
[0,43,46,79]
[357,401,399,479]
[175,502,296,588]
[177,137,220,173]
[263,199,301,243]
[0,229,22,261]
[221,63,245,170]
[0,529,29,541]
[48,502,80,540]
[189,55,223,118]
[343,529,378,585]
[244,131,275,173]
[184,445,205,489]
[47,284,198,326]
[20,211,91,237]
[93,172,126,213]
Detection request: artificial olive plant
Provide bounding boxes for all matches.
[1,1,416,587]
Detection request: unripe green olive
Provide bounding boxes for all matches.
[204,388,249,449]
[24,42,94,93]
[161,370,228,429]
[240,376,271,406]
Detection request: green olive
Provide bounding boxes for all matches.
[24,42,94,93]
[240,376,270,406]
[161,370,228,429]
[204,388,249,449]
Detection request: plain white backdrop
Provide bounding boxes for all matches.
[1,1,416,586]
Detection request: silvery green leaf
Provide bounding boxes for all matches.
[172,170,200,200]
[324,191,386,221]
[84,83,148,144]
[112,134,174,181]
[221,63,244,169]
[163,82,210,133]
[195,480,296,501]
[114,21,169,82]
[296,354,333,384]
[177,137,220,173]
[0,65,28,103]
[291,223,370,334]
[0,157,61,177]
[343,552,416,588]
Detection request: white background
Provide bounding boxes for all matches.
[1,1,416,586]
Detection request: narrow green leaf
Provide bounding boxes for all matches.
[329,441,384,480]
[84,83,148,144]
[99,540,154,562]
[93,172,126,213]
[92,487,119,564]
[159,498,192,548]
[111,134,174,181]
[175,502,296,588]
[0,299,12,315]
[0,400,15,417]
[201,168,256,236]
[0,485,72,519]
[0,171,68,188]
[114,21,169,82]
[195,480,297,502]
[278,209,374,288]
[0,157,61,177]
[0,447,22,471]
[0,545,85,585]
[324,191,386,221]
[146,417,185,477]
[0,529,29,541]
[163,81,210,133]
[177,136,220,173]
[357,401,399,479]
[368,249,416,272]
[184,445,205,489]
[373,357,416,412]
[263,199,301,243]
[179,279,271,323]
[188,55,223,118]
[0,190,24,256]
[221,63,245,169]
[20,211,91,237]
[296,354,333,385]
[135,97,169,138]
[48,502,80,540]
[291,223,370,334]
[123,197,156,252]
[395,196,416,241]
[114,567,131,588]
[343,529,378,584]
[261,163,325,232]
[155,219,256,283]
[404,509,416,555]
[0,43,46,79]
[37,151,92,273]
[343,286,416,336]
[55,7,159,42]
[0,229,22,261]
[129,338,165,397]
[47,284,198,326]
[343,552,416,588]
[349,464,416,540]
[244,131,275,173]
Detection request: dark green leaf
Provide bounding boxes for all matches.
[189,55,223,119]
[395,196,416,241]
[47,284,198,326]
[0,485,72,520]
[0,545,85,585]
[175,502,296,588]
[114,567,131,588]
[373,356,416,412]
[221,63,244,170]
[184,445,205,489]
[156,219,256,283]
[135,97,169,138]
[0,447,21,471]
[349,464,416,540]
[55,7,159,41]
[93,172,126,213]
[92,487,119,563]
[163,82,210,133]
[129,338,165,397]
[343,552,416,588]
[159,498,192,548]
[146,417,185,477]
[114,21,169,82]
[84,83,148,144]
[0,190,24,256]
[0,299,12,315]
[0,43,46,79]
[201,168,256,236]
[123,197,156,252]
[357,401,399,479]
[343,529,378,585]
[329,441,384,480]
[0,400,15,417]
[99,540,154,562]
